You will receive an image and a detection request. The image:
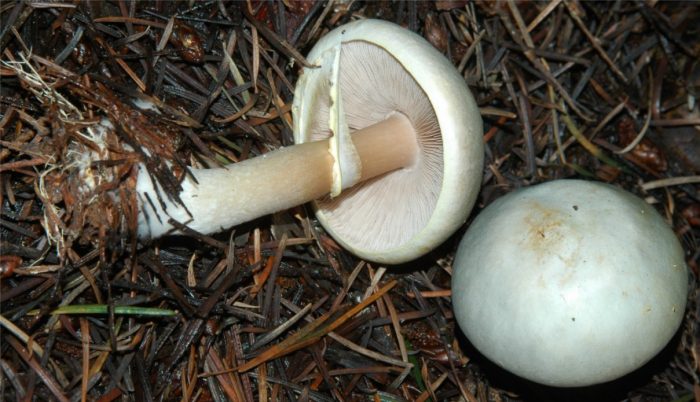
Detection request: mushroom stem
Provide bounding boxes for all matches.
[137,113,418,238]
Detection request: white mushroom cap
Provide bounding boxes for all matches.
[293,19,483,264]
[451,180,688,387]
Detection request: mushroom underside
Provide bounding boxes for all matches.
[309,41,444,253]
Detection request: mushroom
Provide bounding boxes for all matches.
[137,19,483,264]
[451,180,688,387]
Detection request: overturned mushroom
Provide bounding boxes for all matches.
[451,180,689,387]
[137,19,483,264]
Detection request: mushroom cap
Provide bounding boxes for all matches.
[451,180,688,387]
[292,19,483,264]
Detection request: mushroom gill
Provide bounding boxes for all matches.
[309,41,443,252]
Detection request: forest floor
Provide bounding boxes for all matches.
[1,1,699,401]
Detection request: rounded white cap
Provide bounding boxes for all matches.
[452,180,688,387]
[292,19,483,264]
